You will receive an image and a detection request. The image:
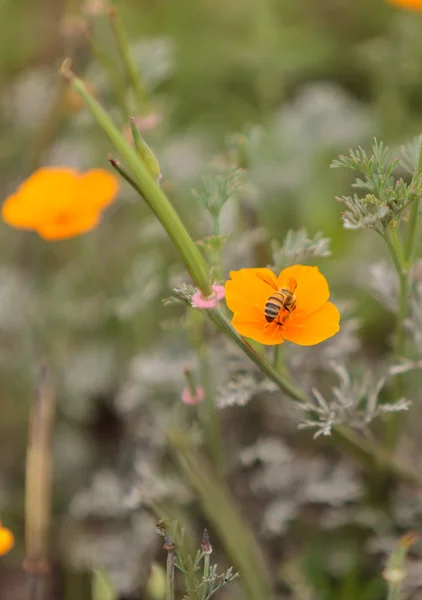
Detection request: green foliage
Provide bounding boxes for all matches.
[192,169,244,220]
[271,227,331,271]
[92,570,117,600]
[332,140,422,233]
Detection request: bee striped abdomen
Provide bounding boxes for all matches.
[264,292,285,323]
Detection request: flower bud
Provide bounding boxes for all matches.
[129,117,161,181]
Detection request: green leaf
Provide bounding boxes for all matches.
[92,569,117,600]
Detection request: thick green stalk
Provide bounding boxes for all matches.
[62,64,212,296]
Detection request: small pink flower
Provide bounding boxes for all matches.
[181,385,205,405]
[191,284,225,309]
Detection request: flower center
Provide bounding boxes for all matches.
[54,211,71,226]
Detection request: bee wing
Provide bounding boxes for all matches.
[255,271,279,290]
[288,277,297,292]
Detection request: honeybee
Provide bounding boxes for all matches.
[262,277,297,325]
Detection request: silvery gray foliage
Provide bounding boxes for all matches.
[216,344,278,408]
[130,37,174,89]
[247,83,371,196]
[222,226,268,273]
[368,261,398,313]
[332,140,422,233]
[66,509,158,596]
[192,167,244,218]
[106,254,162,321]
[238,437,363,538]
[297,361,411,438]
[397,135,422,175]
[162,283,196,307]
[115,346,197,414]
[70,470,128,519]
[271,227,331,271]
[287,302,361,386]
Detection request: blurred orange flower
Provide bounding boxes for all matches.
[225,265,340,346]
[0,523,14,556]
[2,167,119,240]
[387,0,422,10]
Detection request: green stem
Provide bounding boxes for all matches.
[210,308,307,403]
[166,549,175,600]
[201,554,210,600]
[199,345,226,473]
[389,228,406,271]
[272,344,280,370]
[385,147,422,450]
[383,231,403,276]
[394,270,408,358]
[108,7,150,115]
[63,66,212,296]
[405,199,420,265]
[86,33,130,122]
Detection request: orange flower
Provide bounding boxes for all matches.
[387,0,422,10]
[225,265,340,346]
[2,167,119,240]
[0,523,14,556]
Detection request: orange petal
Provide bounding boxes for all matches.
[277,265,329,317]
[225,268,278,315]
[0,526,14,556]
[231,314,284,345]
[2,167,78,229]
[76,169,119,211]
[387,0,422,10]
[36,211,101,240]
[282,301,340,346]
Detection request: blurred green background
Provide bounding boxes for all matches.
[2,0,422,599]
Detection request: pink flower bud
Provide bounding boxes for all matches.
[191,284,225,310]
[181,385,205,405]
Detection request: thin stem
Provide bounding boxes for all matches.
[405,199,420,265]
[108,7,150,115]
[166,549,175,600]
[384,148,422,450]
[210,308,306,402]
[23,365,55,587]
[86,32,130,122]
[394,271,408,358]
[201,554,210,600]
[272,344,280,369]
[199,344,226,472]
[389,228,406,271]
[383,231,403,276]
